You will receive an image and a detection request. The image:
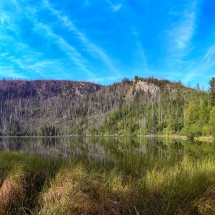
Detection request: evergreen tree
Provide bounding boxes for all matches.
[209,77,215,106]
[209,106,215,137]
[182,101,201,138]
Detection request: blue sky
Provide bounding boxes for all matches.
[0,0,215,88]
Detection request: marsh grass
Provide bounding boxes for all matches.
[0,152,63,214]
[0,164,26,214]
[1,142,215,214]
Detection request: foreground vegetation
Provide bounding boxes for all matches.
[1,140,215,215]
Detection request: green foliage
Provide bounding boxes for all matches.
[182,101,201,138]
[38,125,59,136]
[185,101,200,126]
[0,77,213,138]
[2,138,215,214]
[209,106,215,137]
[6,120,22,136]
[199,97,210,124]
[209,77,215,106]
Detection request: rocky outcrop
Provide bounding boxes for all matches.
[134,80,159,96]
[126,79,160,101]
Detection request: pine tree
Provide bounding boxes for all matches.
[209,77,215,106]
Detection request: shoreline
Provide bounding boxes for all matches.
[0,134,214,141]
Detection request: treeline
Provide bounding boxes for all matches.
[0,77,214,138]
[0,79,131,136]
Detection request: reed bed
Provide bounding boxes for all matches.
[1,150,215,214]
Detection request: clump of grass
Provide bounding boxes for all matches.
[39,164,93,214]
[2,148,215,214]
[38,163,131,215]
[0,151,63,214]
[0,165,26,214]
[193,185,215,214]
[133,156,215,214]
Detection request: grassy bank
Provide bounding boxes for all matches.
[194,136,214,142]
[1,151,215,214]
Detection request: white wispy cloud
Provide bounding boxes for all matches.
[131,27,148,73]
[1,0,122,82]
[42,0,120,75]
[0,0,98,80]
[28,59,78,79]
[194,44,215,75]
[1,41,80,79]
[112,4,122,12]
[164,1,200,86]
[168,1,197,53]
[175,12,195,50]
[202,45,215,65]
[0,11,20,41]
[180,44,215,87]
[181,68,211,89]
[1,41,48,77]
[107,0,122,12]
[133,40,148,75]
[33,22,94,77]
[0,13,10,25]
[0,2,36,77]
[0,66,27,79]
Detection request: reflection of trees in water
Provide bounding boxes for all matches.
[0,137,28,151]
[0,137,214,172]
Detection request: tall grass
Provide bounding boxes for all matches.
[1,144,215,214]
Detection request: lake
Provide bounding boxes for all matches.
[0,136,214,176]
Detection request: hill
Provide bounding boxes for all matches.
[0,77,213,138]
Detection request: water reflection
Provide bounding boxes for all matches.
[0,137,214,173]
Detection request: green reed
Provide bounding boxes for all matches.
[0,137,215,214]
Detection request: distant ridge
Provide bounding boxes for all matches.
[0,80,101,100]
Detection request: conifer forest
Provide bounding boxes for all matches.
[0,76,215,138]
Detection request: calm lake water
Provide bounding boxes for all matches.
[0,137,214,174]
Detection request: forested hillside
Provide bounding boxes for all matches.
[0,76,214,138]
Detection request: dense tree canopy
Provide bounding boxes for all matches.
[0,77,214,138]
